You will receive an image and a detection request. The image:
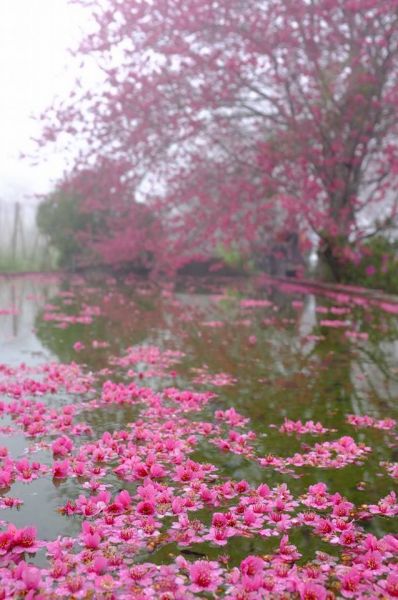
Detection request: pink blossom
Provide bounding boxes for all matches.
[298,581,327,599]
[188,560,222,592]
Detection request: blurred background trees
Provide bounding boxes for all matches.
[37,0,398,285]
[37,161,163,272]
[36,189,94,269]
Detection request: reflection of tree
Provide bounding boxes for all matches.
[34,277,398,427]
[181,292,398,543]
[306,327,354,408]
[343,304,398,411]
[353,342,398,411]
[30,277,398,551]
[295,297,398,416]
[35,281,173,368]
[300,303,398,523]
[79,404,141,442]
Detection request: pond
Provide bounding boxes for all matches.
[0,273,397,598]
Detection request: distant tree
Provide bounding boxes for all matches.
[37,160,163,271]
[340,235,398,293]
[41,0,398,278]
[36,190,94,269]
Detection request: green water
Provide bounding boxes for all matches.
[0,274,397,566]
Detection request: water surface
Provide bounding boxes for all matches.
[0,273,397,569]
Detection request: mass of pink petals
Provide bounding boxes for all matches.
[43,303,100,327]
[0,286,397,598]
[346,414,396,431]
[258,436,371,473]
[109,344,184,378]
[240,299,273,309]
[191,368,237,387]
[0,307,19,316]
[0,352,397,598]
[319,319,351,328]
[345,330,369,340]
[381,462,398,481]
[276,418,333,435]
[215,408,249,427]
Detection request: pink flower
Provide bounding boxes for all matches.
[189,560,222,592]
[52,459,70,479]
[21,564,42,591]
[114,489,132,510]
[0,525,16,555]
[50,559,68,579]
[340,568,362,597]
[127,564,154,587]
[13,527,39,554]
[137,501,156,515]
[83,531,101,550]
[338,528,357,546]
[298,581,327,599]
[64,575,85,595]
[91,555,108,575]
[278,535,301,561]
[240,556,264,577]
[384,573,398,597]
[205,526,234,545]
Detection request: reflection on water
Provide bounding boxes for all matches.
[0,274,398,562]
[0,275,58,366]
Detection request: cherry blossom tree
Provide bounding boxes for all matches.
[42,0,398,278]
[40,159,164,271]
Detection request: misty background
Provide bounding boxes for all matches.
[0,0,87,269]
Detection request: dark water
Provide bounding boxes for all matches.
[0,273,397,566]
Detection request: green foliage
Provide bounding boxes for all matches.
[215,243,254,273]
[341,236,398,293]
[36,191,98,269]
[0,248,57,273]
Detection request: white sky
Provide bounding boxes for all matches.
[0,0,89,204]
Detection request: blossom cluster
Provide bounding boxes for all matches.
[0,351,396,598]
[0,283,397,598]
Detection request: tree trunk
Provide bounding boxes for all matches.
[317,239,345,282]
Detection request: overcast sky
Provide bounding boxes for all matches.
[0,0,88,204]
